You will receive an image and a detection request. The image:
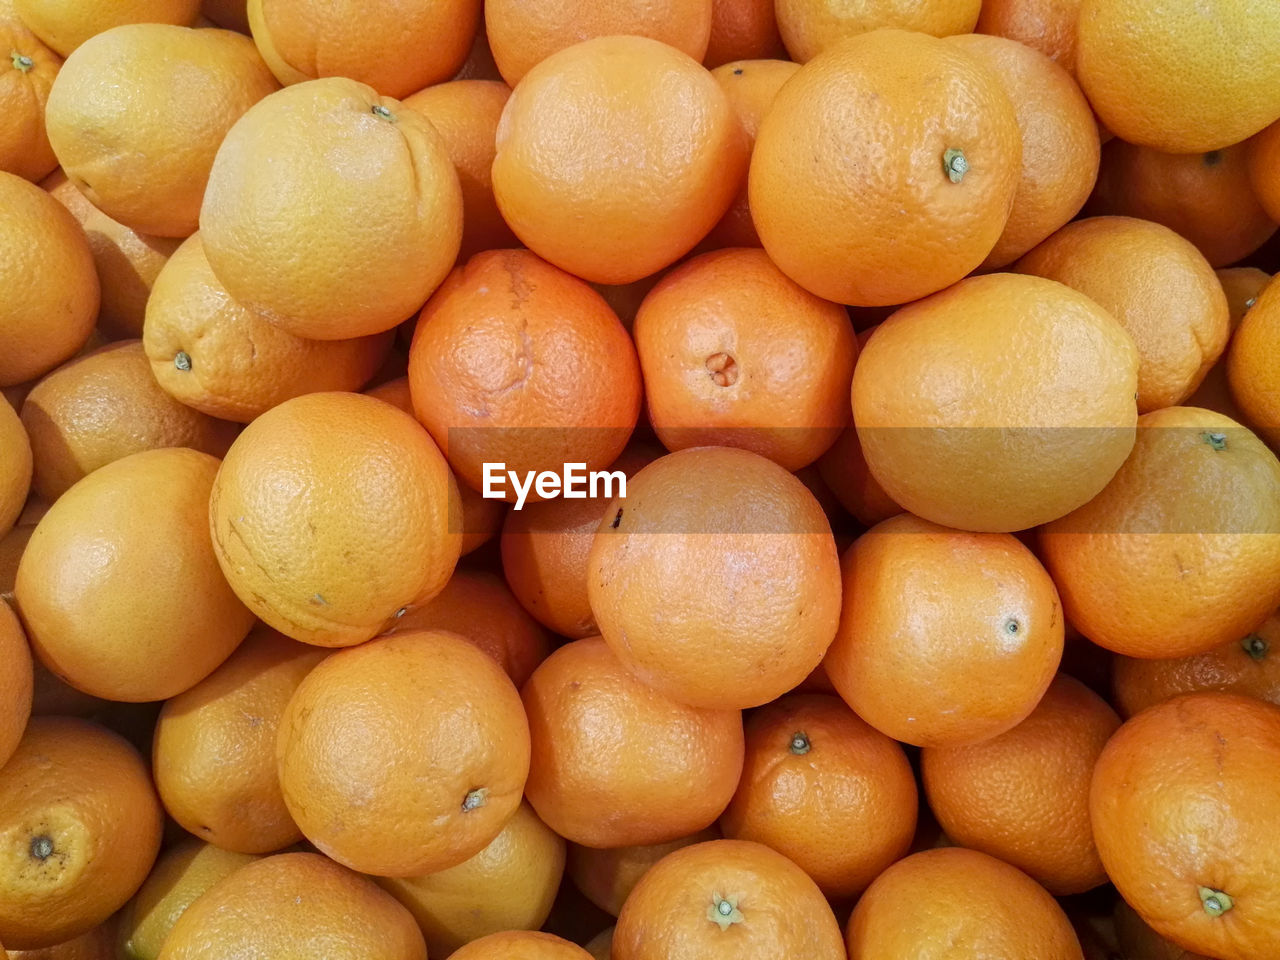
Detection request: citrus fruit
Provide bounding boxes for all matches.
[0,17,59,181]
[1113,898,1216,960]
[201,0,247,32]
[704,0,784,67]
[815,425,903,528]
[11,0,200,57]
[0,599,32,768]
[0,398,31,536]
[6,919,116,959]
[449,931,592,960]
[0,525,33,605]
[975,0,1082,75]
[1227,274,1280,448]
[1251,119,1280,223]
[776,0,981,62]
[568,828,719,918]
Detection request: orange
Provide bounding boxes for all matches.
[6,919,115,959]
[209,391,461,647]
[1091,693,1280,959]
[449,931,592,960]
[522,637,743,848]
[921,674,1120,895]
[825,513,1063,747]
[485,0,711,86]
[0,18,59,181]
[852,273,1139,532]
[635,248,856,470]
[11,0,199,57]
[0,171,98,387]
[115,840,258,960]
[156,852,426,960]
[491,35,747,285]
[1112,609,1280,717]
[750,29,1021,306]
[704,0,784,67]
[612,839,845,960]
[719,692,917,898]
[44,24,278,237]
[1018,217,1229,413]
[846,847,1084,958]
[42,170,181,340]
[0,717,163,949]
[1114,899,1216,960]
[568,828,719,918]
[16,448,254,701]
[704,59,800,249]
[246,0,477,97]
[815,425,903,528]
[0,398,31,536]
[452,19,500,82]
[0,600,32,768]
[277,630,530,877]
[380,568,550,689]
[200,0,247,32]
[143,235,391,423]
[19,341,237,502]
[1227,274,1280,448]
[1076,0,1280,153]
[1041,406,1280,659]
[975,0,1082,76]
[1219,267,1273,323]
[1183,268,1271,423]
[27,659,102,719]
[200,78,462,340]
[587,446,842,709]
[153,625,326,854]
[1251,120,1280,223]
[378,802,565,958]
[945,34,1100,269]
[401,79,516,259]
[1088,141,1277,269]
[408,249,642,495]
[0,527,34,604]
[776,0,980,62]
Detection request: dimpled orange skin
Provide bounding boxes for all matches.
[449,931,593,960]
[587,446,842,710]
[975,0,1082,75]
[7,919,116,959]
[491,35,748,286]
[749,29,1021,307]
[776,0,980,62]
[143,235,391,423]
[208,391,461,648]
[1041,407,1280,659]
[0,398,31,537]
[853,273,1139,532]
[720,693,917,898]
[408,249,642,495]
[15,448,254,702]
[0,717,163,950]
[1251,120,1280,223]
[612,839,846,960]
[246,0,477,98]
[568,828,719,918]
[704,0,784,67]
[522,638,744,848]
[1228,275,1280,449]
[484,0,711,86]
[1114,900,1216,960]
[1091,693,1280,960]
[1076,0,1280,153]
[200,78,462,340]
[11,0,199,57]
[1017,217,1231,414]
[815,425,903,528]
[921,675,1120,895]
[634,247,857,470]
[846,847,1084,959]
[155,853,426,960]
[0,18,60,182]
[825,513,1064,747]
[0,601,32,769]
[944,34,1100,269]
[276,630,530,878]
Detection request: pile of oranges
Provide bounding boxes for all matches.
[3,0,1280,957]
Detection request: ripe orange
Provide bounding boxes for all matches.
[1183,268,1271,424]
[20,341,237,502]
[0,398,31,537]
[15,447,255,701]
[1041,406,1280,659]
[720,693,917,898]
[853,272,1139,532]
[0,171,98,387]
[200,78,462,340]
[750,29,1021,306]
[776,0,980,62]
[491,35,747,285]
[1219,267,1273,323]
[945,34,1100,268]
[449,931,592,960]
[156,853,426,960]
[846,847,1084,958]
[1114,899,1216,960]
[815,425,902,528]
[246,0,478,97]
[0,717,163,950]
[1092,693,1280,959]
[1251,119,1280,223]
[209,391,461,647]
[522,637,744,848]
[401,79,516,259]
[11,0,200,57]
[0,600,32,768]
[568,828,719,918]
[0,17,59,182]
[1227,274,1280,448]
[825,513,1063,747]
[1112,609,1280,717]
[587,446,842,709]
[378,802,565,958]
[921,674,1120,894]
[612,839,845,960]
[704,0,784,67]
[143,235,391,423]
[277,630,530,877]
[1075,0,1280,153]
[484,0,711,86]
[408,249,642,495]
[6,919,116,959]
[975,0,1082,76]
[0,525,32,605]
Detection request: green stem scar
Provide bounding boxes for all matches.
[707,894,744,930]
[790,731,811,755]
[174,351,192,372]
[1199,887,1233,917]
[1243,634,1268,660]
[943,148,969,184]
[371,104,395,121]
[1202,431,1227,451]
[11,51,34,72]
